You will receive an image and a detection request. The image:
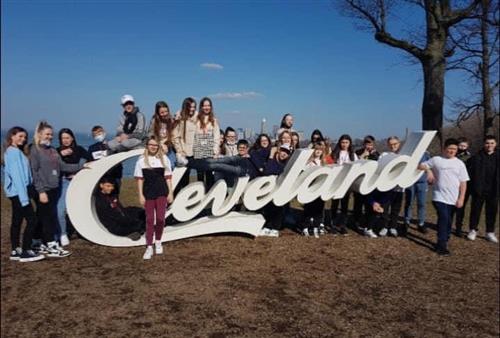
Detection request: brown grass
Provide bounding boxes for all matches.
[1,179,499,337]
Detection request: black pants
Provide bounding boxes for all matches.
[383,191,403,229]
[34,188,59,244]
[303,199,325,229]
[263,204,284,231]
[454,187,470,228]
[469,194,498,233]
[353,193,365,224]
[330,193,350,226]
[9,196,37,251]
[365,202,390,231]
[197,170,215,191]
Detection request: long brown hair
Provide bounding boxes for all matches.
[3,126,29,156]
[180,97,196,139]
[198,97,215,130]
[152,101,174,147]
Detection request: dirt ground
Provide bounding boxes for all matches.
[1,181,499,338]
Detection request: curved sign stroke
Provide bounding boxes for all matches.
[67,131,436,247]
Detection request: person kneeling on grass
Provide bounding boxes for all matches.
[418,138,469,256]
[134,137,174,260]
[95,176,144,241]
[363,190,397,238]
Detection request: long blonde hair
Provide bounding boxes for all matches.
[143,136,167,168]
[33,120,53,150]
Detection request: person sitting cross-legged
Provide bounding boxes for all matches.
[94,176,144,240]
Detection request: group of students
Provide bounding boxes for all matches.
[3,94,498,262]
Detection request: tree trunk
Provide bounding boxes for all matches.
[421,55,446,141]
[480,0,494,136]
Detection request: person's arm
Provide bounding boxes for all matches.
[116,115,125,137]
[147,118,155,138]
[166,177,173,204]
[418,158,435,184]
[213,120,221,156]
[134,159,145,205]
[29,147,48,203]
[129,113,146,140]
[456,181,467,208]
[5,150,31,207]
[172,122,185,156]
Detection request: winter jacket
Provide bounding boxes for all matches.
[3,147,32,206]
[116,107,147,140]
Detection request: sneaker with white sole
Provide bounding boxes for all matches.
[268,229,280,237]
[46,242,71,258]
[364,228,378,238]
[60,234,70,247]
[259,227,272,237]
[467,229,477,241]
[313,227,319,238]
[379,228,388,237]
[155,241,163,255]
[319,224,326,235]
[10,248,22,261]
[302,228,310,237]
[19,250,45,262]
[389,228,398,237]
[485,232,498,243]
[143,246,154,260]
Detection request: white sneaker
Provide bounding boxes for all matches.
[46,241,71,258]
[467,229,477,241]
[319,224,326,235]
[313,227,319,238]
[60,234,70,247]
[302,228,310,237]
[379,228,388,237]
[259,227,272,237]
[143,246,154,260]
[364,228,378,238]
[485,232,498,243]
[389,228,398,237]
[269,229,280,237]
[155,241,163,254]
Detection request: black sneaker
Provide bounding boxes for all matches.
[19,250,45,262]
[455,228,463,238]
[9,248,22,261]
[338,226,348,236]
[436,247,451,256]
[418,225,428,234]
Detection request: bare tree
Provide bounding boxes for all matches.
[448,0,499,136]
[338,0,480,141]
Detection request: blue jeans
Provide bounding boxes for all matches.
[432,201,456,248]
[57,177,70,237]
[404,182,428,225]
[167,149,177,169]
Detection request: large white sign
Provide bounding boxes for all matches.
[67,131,436,247]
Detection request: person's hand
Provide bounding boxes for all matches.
[167,193,173,204]
[373,202,384,213]
[60,148,73,156]
[114,136,121,143]
[121,134,129,141]
[456,198,464,209]
[39,192,49,204]
[139,195,145,206]
[426,170,435,185]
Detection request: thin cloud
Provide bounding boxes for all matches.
[210,91,264,100]
[200,63,224,70]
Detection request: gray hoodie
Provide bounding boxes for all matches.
[29,144,82,193]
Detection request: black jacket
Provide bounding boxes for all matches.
[94,191,144,236]
[468,149,499,197]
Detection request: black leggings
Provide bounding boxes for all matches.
[34,188,60,244]
[9,196,37,251]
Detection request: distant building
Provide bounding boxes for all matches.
[236,128,244,140]
[297,131,305,142]
[244,128,253,139]
[272,125,279,139]
[260,118,267,134]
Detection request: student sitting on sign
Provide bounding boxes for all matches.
[94,176,143,240]
[363,189,397,238]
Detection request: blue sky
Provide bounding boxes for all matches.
[1,0,469,140]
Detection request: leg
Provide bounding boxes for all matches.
[404,186,414,224]
[338,193,349,226]
[353,193,364,225]
[56,178,70,238]
[433,201,451,250]
[9,197,24,250]
[389,192,403,229]
[20,202,37,251]
[468,194,484,231]
[484,196,498,233]
[154,196,167,242]
[144,200,155,246]
[415,182,427,227]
